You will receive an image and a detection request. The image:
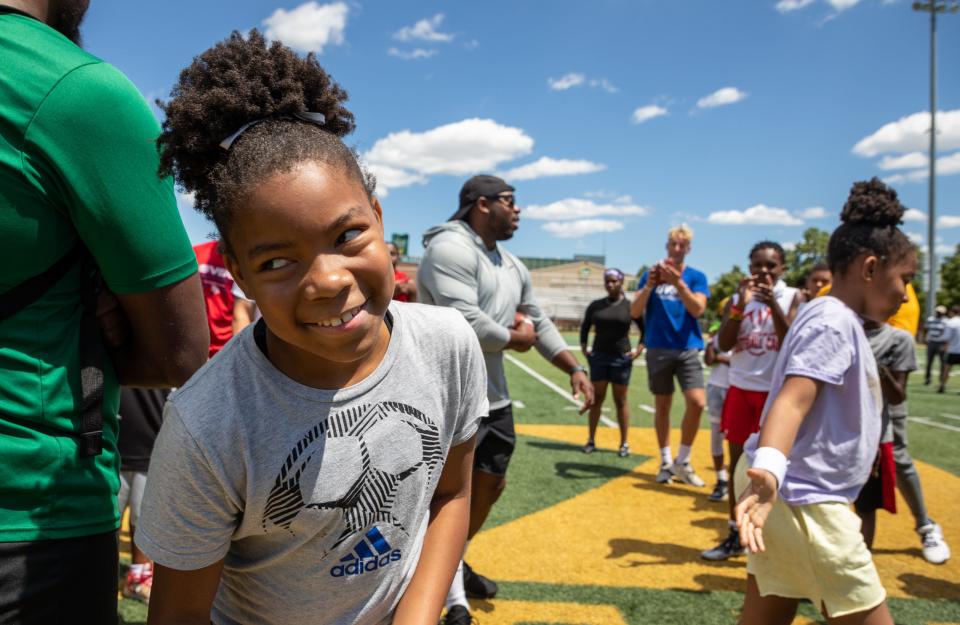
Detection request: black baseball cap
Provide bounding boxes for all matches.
[449,175,515,221]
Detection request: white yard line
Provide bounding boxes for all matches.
[639,404,655,414]
[938,413,960,422]
[504,353,617,428]
[908,416,960,434]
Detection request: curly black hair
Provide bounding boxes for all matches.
[827,178,913,275]
[748,240,785,265]
[157,30,375,246]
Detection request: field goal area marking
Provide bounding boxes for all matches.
[504,354,617,428]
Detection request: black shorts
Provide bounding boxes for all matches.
[588,351,633,386]
[947,353,960,366]
[474,404,516,477]
[0,531,118,625]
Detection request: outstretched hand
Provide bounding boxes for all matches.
[735,467,779,554]
[572,371,594,414]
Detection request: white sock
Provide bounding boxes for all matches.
[676,444,692,466]
[445,559,469,609]
[659,446,673,465]
[717,468,729,482]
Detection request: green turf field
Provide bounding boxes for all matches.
[118,341,960,625]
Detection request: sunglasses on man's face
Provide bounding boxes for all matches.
[486,194,515,208]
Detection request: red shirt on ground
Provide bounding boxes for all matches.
[194,241,235,357]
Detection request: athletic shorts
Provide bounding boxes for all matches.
[720,385,767,446]
[588,351,633,386]
[854,442,897,515]
[474,404,516,477]
[0,531,118,625]
[736,457,886,618]
[118,470,148,528]
[645,348,704,395]
[947,353,960,365]
[706,384,728,424]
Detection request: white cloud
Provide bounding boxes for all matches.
[365,163,427,197]
[631,105,668,124]
[393,14,453,43]
[878,152,927,170]
[707,204,804,226]
[798,206,827,219]
[697,87,748,109]
[387,47,436,60]
[498,157,605,182]
[939,215,960,229]
[776,0,815,12]
[548,73,586,91]
[262,1,348,54]
[882,152,960,184]
[904,208,927,222]
[853,110,960,157]
[362,118,533,193]
[589,78,619,93]
[907,231,924,245]
[524,198,649,221]
[826,0,862,10]
[936,243,955,256]
[783,241,798,251]
[541,219,625,239]
[176,190,195,211]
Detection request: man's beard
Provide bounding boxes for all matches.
[50,0,90,45]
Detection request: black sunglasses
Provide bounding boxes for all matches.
[485,194,515,208]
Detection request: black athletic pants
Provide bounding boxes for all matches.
[0,531,118,625]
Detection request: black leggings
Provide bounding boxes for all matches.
[0,531,118,625]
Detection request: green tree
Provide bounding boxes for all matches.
[939,243,960,307]
[704,265,746,329]
[783,227,830,288]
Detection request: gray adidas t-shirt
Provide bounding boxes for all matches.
[136,302,487,625]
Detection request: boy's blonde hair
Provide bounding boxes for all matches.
[668,223,694,242]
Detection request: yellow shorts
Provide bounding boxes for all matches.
[735,456,886,618]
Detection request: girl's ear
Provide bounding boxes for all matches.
[860,254,879,282]
[223,251,250,298]
[370,195,384,225]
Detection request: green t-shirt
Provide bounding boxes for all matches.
[0,10,197,541]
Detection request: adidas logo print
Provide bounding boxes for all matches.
[330,527,402,577]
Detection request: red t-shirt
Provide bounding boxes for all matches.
[394,269,411,302]
[194,241,235,357]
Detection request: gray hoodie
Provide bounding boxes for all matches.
[418,220,568,410]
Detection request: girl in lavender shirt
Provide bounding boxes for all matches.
[735,179,916,625]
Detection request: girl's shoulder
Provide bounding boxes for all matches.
[391,301,477,349]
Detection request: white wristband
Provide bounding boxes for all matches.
[752,447,788,489]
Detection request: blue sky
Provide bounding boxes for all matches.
[82,0,960,281]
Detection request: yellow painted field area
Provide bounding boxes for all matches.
[469,425,960,602]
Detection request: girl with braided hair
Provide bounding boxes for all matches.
[135,31,486,625]
[735,178,916,625]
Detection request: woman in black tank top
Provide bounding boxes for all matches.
[579,269,643,457]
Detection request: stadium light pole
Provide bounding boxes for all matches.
[913,1,958,321]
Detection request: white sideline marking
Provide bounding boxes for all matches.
[639,404,655,414]
[513,400,526,409]
[504,353,617,428]
[939,413,960,422]
[908,416,960,433]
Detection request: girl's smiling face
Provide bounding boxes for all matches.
[224,161,394,388]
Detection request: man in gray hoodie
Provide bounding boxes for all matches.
[419,175,593,624]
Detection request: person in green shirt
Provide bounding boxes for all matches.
[0,2,208,622]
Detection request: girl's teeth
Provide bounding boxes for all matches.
[341,311,354,324]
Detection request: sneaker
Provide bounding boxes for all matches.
[462,561,498,599]
[671,461,706,487]
[122,563,153,603]
[701,529,746,561]
[918,523,951,564]
[583,440,596,454]
[708,479,729,502]
[618,444,630,458]
[442,605,475,625]
[655,462,675,483]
